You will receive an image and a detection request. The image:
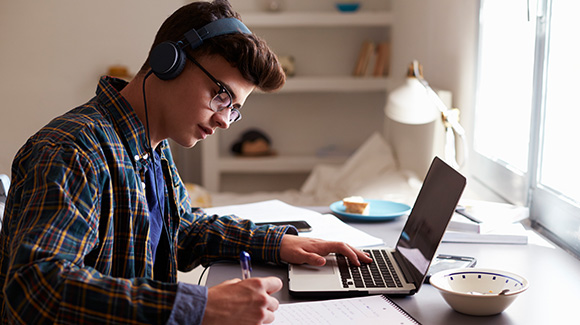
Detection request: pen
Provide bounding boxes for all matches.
[240,251,252,280]
[455,205,483,224]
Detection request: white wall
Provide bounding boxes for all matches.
[0,0,479,187]
[388,0,479,176]
[0,0,183,174]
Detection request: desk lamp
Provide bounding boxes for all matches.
[385,60,466,169]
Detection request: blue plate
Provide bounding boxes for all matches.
[330,199,411,221]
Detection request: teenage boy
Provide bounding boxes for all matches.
[0,1,371,324]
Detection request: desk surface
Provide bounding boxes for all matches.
[203,208,580,324]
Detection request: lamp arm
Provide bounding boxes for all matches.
[412,65,468,168]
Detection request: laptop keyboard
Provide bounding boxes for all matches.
[337,249,403,289]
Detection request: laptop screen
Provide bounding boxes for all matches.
[395,157,466,286]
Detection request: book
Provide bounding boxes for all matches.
[364,47,377,77]
[373,42,390,77]
[447,201,529,233]
[443,222,529,244]
[272,295,420,324]
[353,40,375,77]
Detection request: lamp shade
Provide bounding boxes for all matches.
[385,77,440,125]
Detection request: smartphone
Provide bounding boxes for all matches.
[425,254,477,282]
[255,220,312,233]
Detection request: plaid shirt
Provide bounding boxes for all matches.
[0,77,292,324]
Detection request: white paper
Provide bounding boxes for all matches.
[456,200,529,225]
[297,214,384,247]
[272,295,418,325]
[204,199,322,222]
[443,222,529,244]
[204,200,384,247]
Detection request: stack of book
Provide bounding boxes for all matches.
[353,40,390,77]
[443,200,530,244]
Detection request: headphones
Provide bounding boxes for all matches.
[149,17,251,80]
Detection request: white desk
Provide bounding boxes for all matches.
[203,208,580,324]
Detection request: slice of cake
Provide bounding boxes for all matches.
[342,196,370,215]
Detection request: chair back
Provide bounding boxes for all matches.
[0,174,9,224]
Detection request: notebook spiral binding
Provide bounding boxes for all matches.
[381,295,422,325]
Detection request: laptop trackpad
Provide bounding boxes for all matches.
[291,257,336,275]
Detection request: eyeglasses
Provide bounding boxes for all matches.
[185,53,242,123]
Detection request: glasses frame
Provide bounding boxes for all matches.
[185,53,242,123]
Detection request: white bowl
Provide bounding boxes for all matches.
[429,268,529,316]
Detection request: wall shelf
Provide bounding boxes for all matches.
[270,76,391,93]
[201,9,392,192]
[242,12,393,27]
[217,155,347,173]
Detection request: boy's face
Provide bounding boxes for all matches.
[157,54,255,148]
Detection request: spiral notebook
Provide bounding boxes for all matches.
[272,295,420,324]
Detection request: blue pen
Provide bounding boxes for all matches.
[240,251,252,280]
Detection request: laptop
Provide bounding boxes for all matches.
[288,157,466,297]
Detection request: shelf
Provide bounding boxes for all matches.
[274,76,391,93]
[217,155,347,173]
[242,11,393,27]
[201,5,392,192]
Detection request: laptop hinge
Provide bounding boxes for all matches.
[392,250,417,286]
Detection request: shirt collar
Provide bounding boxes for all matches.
[95,76,150,169]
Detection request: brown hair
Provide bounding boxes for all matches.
[139,0,285,92]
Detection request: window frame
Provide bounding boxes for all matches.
[473,0,580,257]
[529,0,580,256]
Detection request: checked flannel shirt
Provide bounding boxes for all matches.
[0,76,294,324]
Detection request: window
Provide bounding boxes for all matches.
[537,1,580,203]
[472,0,536,205]
[473,0,580,256]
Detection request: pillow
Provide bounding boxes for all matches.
[301,132,398,202]
[330,132,398,198]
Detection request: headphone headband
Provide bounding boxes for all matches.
[150,17,252,80]
[184,17,251,50]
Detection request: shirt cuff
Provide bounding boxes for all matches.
[285,225,299,236]
[166,282,208,325]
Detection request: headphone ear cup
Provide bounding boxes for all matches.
[149,41,187,80]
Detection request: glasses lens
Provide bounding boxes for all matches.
[210,86,241,123]
[229,108,241,123]
[211,88,232,112]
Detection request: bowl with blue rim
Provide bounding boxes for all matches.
[429,268,529,316]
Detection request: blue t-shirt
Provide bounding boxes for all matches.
[144,150,164,264]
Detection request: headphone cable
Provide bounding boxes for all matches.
[141,70,173,267]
